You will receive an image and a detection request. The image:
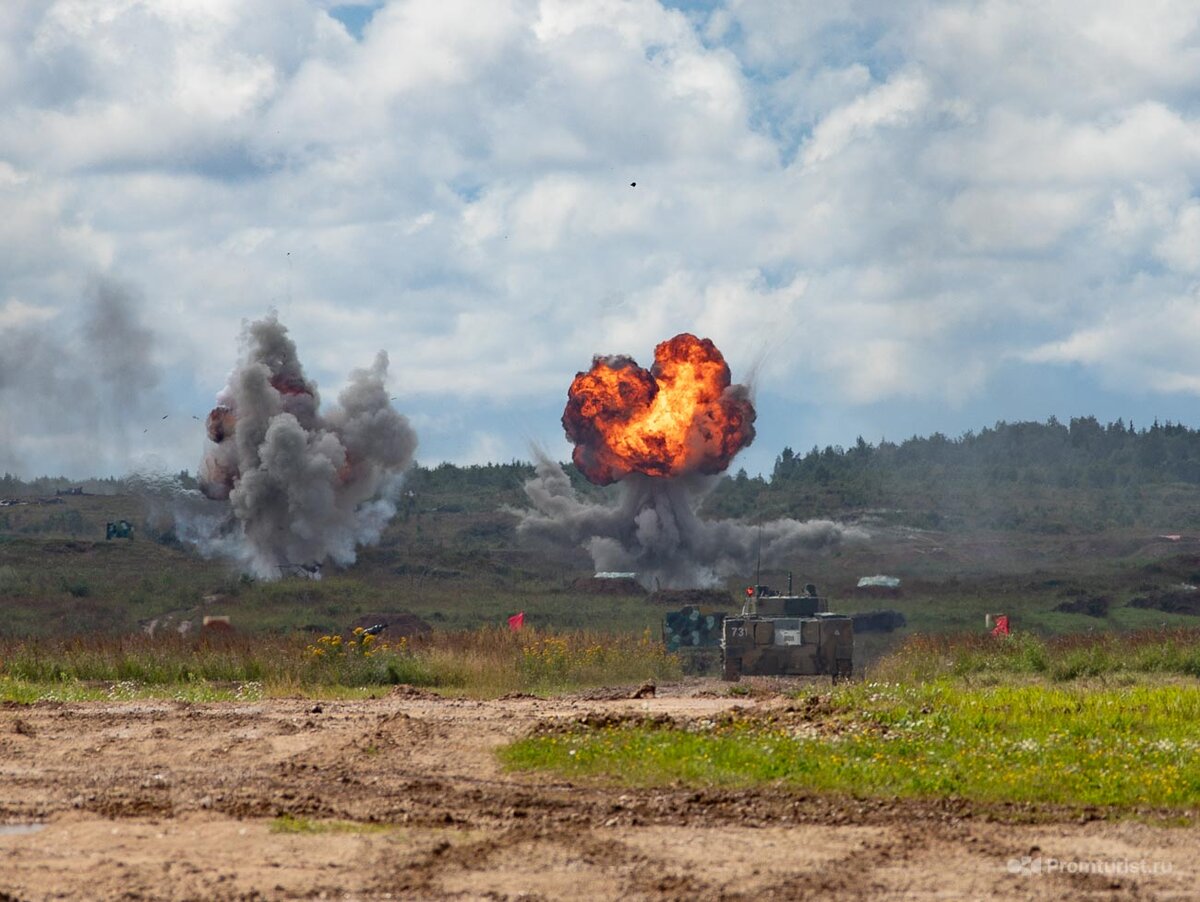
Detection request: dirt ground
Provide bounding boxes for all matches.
[0,681,1196,901]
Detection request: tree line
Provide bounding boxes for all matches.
[709,417,1200,531]
[7,417,1200,532]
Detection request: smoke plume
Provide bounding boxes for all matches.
[0,276,162,474]
[517,455,863,589]
[179,313,416,578]
[516,332,863,589]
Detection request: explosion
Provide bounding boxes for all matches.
[564,333,755,485]
[517,334,864,589]
[183,314,417,578]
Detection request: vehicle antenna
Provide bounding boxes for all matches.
[755,521,762,594]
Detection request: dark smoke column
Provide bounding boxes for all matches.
[518,333,863,589]
[196,314,417,578]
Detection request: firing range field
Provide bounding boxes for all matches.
[2,685,1198,901]
[4,480,1200,652]
[4,484,1200,899]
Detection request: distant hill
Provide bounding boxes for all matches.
[706,416,1200,533]
[6,424,1200,642]
[7,415,1200,536]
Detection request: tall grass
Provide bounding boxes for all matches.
[871,627,1200,682]
[0,627,681,700]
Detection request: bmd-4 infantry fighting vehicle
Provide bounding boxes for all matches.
[721,579,853,681]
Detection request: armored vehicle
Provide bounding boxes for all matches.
[661,605,725,652]
[721,581,853,681]
[105,520,134,540]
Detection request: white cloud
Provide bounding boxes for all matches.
[801,72,930,166]
[946,187,1093,252]
[3,0,1200,475]
[453,430,511,466]
[1024,292,1200,391]
[0,298,56,329]
[1155,201,1200,273]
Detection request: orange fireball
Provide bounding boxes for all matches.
[563,333,756,485]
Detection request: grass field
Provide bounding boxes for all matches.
[5,488,1200,651]
[871,628,1200,681]
[6,467,1200,716]
[501,630,1200,815]
[0,626,682,701]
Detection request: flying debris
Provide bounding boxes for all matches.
[204,405,237,454]
[278,562,323,580]
[171,313,418,579]
[517,333,863,589]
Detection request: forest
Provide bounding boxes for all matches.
[6,416,1200,534]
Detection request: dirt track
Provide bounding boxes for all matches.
[0,682,1196,901]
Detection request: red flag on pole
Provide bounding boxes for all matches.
[507,611,525,631]
[991,615,1010,637]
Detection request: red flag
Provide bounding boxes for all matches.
[507,611,525,631]
[991,615,1009,637]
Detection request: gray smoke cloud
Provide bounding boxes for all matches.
[0,275,162,474]
[173,313,417,578]
[516,455,866,589]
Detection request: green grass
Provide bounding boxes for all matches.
[5,487,1200,660]
[0,496,671,638]
[503,631,1200,812]
[872,628,1200,682]
[0,677,266,703]
[7,484,1200,694]
[0,628,682,701]
[501,679,1200,811]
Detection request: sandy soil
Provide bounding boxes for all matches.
[0,681,1196,901]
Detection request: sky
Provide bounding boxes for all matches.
[3,0,1200,479]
